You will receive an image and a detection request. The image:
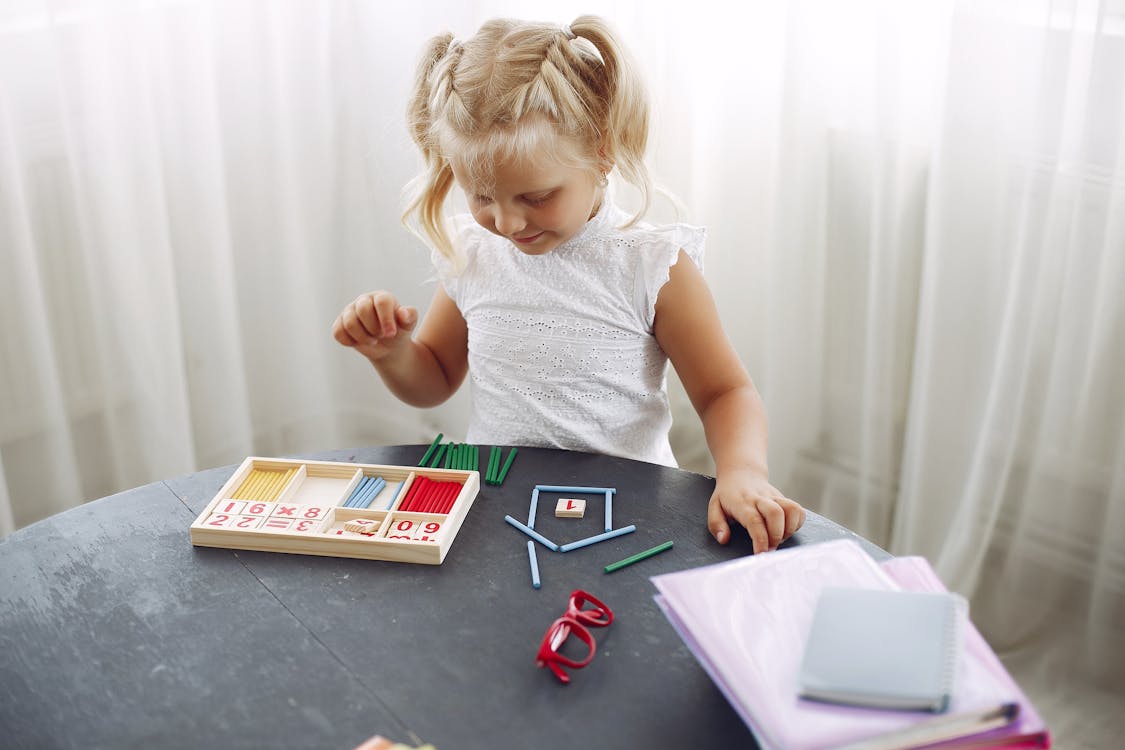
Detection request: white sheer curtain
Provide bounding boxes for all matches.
[1,0,1122,743]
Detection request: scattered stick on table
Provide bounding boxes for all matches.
[504,515,560,552]
[486,446,500,484]
[428,442,448,468]
[493,448,518,485]
[418,434,443,466]
[559,525,637,553]
[604,541,674,573]
[527,541,541,589]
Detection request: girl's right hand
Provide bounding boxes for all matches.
[332,291,419,362]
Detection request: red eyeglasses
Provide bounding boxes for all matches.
[535,589,614,684]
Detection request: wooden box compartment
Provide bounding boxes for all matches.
[189,457,480,565]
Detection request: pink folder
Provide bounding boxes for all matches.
[651,540,1050,750]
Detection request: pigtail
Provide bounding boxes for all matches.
[403,33,462,261]
[567,15,653,225]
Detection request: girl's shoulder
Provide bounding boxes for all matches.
[604,206,707,272]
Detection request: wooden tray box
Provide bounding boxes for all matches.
[189,457,480,565]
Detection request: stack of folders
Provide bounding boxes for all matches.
[651,540,1051,750]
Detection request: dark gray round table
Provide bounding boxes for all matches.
[0,445,888,750]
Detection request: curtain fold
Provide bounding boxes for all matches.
[1,0,1121,740]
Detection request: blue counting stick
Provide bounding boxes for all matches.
[528,487,540,529]
[341,478,362,506]
[354,476,378,507]
[504,515,560,552]
[527,541,541,589]
[534,485,617,495]
[355,477,386,509]
[366,477,387,505]
[386,479,407,510]
[559,525,637,553]
[604,489,613,532]
[348,477,372,508]
[345,477,373,507]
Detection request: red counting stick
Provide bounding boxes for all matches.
[399,476,427,512]
[436,481,459,517]
[437,482,461,515]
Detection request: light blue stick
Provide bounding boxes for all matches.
[356,477,386,509]
[527,541,541,589]
[503,515,560,552]
[604,489,613,532]
[528,487,540,529]
[348,479,375,508]
[345,476,373,507]
[534,485,617,495]
[351,477,377,508]
[559,525,637,553]
[386,479,406,510]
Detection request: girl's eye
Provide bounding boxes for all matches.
[472,194,492,206]
[524,193,553,206]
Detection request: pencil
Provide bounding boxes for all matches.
[604,541,674,574]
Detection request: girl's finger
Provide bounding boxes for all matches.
[706,494,732,545]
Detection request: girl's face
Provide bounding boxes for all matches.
[451,149,603,256]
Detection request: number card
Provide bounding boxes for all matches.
[190,457,480,565]
[555,498,587,518]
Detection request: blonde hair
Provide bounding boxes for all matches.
[403,16,653,259]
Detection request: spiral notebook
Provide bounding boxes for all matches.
[797,586,967,712]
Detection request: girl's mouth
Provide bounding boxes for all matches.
[513,232,544,244]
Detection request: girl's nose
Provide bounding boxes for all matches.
[493,205,526,237]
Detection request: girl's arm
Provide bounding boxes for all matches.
[653,251,806,553]
[332,286,468,407]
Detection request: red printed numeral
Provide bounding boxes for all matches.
[230,515,264,530]
[206,513,232,527]
[413,520,442,542]
[386,518,417,539]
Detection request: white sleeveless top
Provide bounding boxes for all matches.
[432,200,706,467]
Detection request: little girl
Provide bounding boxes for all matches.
[332,15,804,554]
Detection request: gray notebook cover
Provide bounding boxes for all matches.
[797,586,967,713]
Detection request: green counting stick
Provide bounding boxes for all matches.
[494,448,518,484]
[604,540,674,574]
[486,447,500,484]
[418,433,444,466]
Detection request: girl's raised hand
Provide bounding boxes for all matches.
[332,291,418,362]
[707,470,806,554]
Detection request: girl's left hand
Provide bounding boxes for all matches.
[707,470,806,554]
